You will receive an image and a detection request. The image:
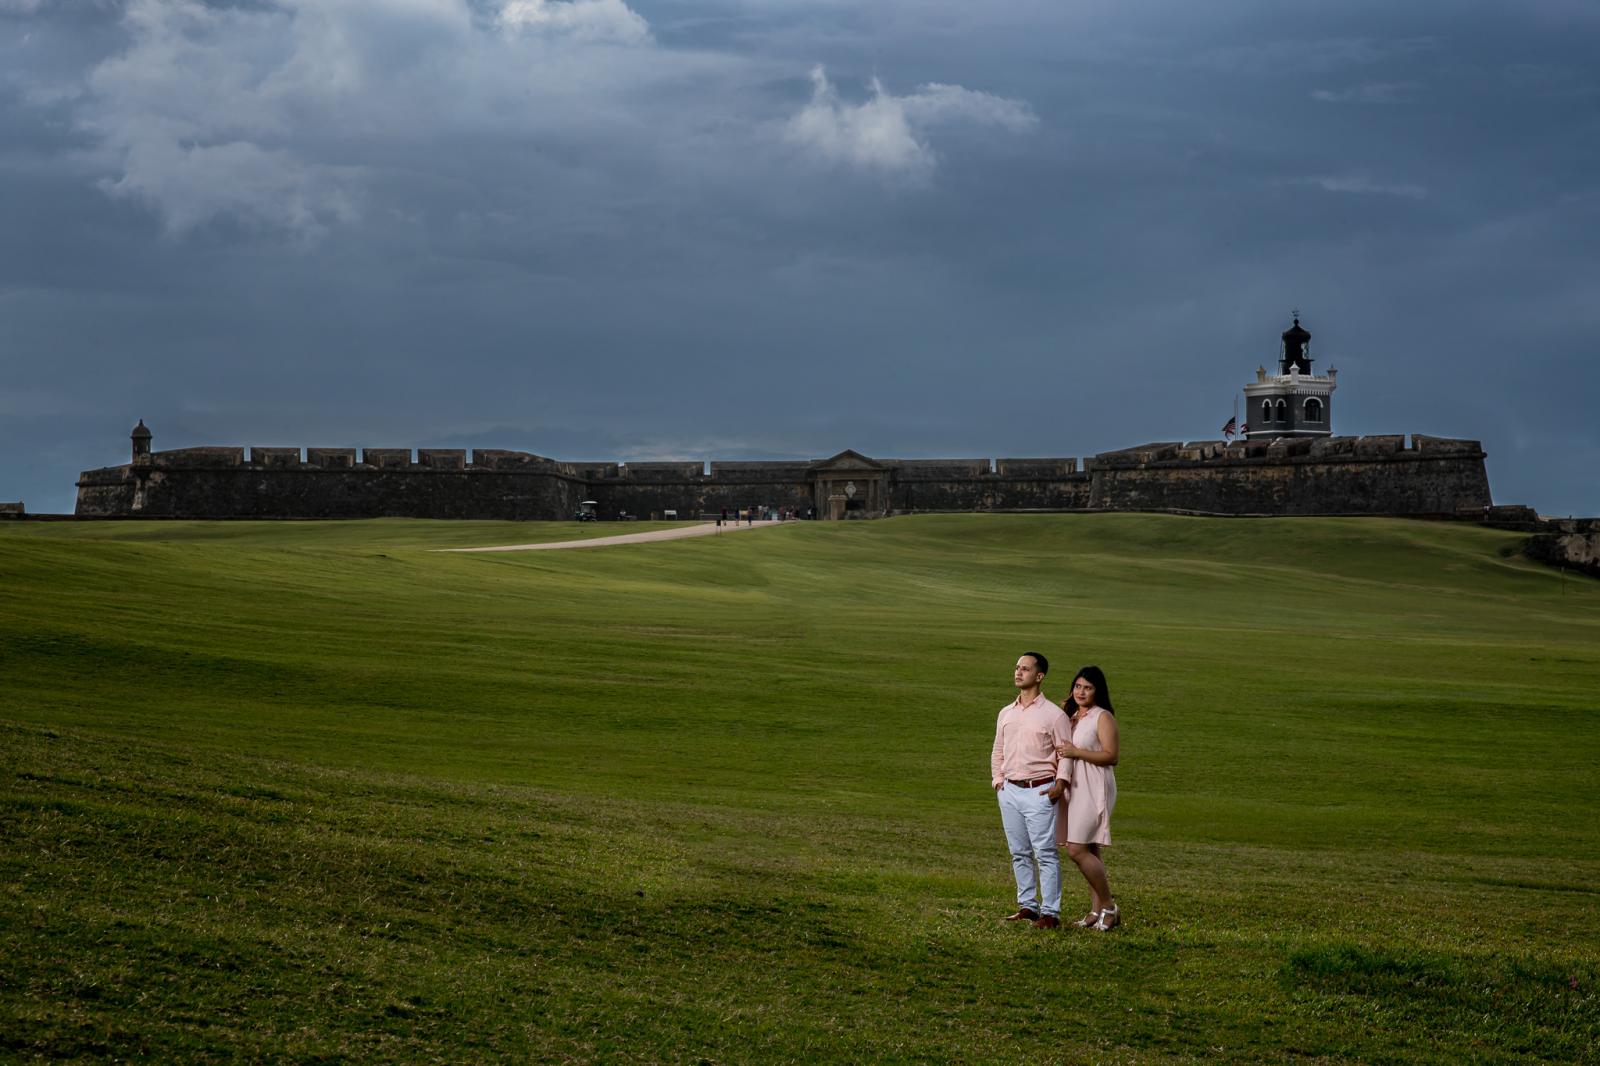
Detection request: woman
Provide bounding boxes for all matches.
[1055,665,1121,930]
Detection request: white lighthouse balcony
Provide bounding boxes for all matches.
[1244,365,1338,398]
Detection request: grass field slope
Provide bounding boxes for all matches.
[3,515,1597,1063]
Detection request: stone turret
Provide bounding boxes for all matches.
[1244,314,1336,439]
[131,420,153,466]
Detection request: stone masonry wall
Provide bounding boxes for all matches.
[888,460,1092,512]
[75,448,587,520]
[585,462,815,518]
[1086,436,1491,515]
[74,435,1494,520]
[1524,518,1600,580]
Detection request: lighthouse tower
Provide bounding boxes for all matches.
[1243,314,1337,439]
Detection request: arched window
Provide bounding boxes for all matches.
[1275,399,1288,424]
[1305,398,1324,423]
[1262,400,1274,424]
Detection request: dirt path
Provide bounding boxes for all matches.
[436,521,783,553]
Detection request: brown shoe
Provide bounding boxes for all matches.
[1002,908,1040,922]
[1031,915,1061,930]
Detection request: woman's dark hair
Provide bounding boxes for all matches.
[1070,665,1114,715]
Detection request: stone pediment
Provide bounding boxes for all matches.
[811,449,885,472]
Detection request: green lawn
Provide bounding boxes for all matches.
[2,515,1597,1063]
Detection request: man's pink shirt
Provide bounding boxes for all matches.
[990,692,1072,788]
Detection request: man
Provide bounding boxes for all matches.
[991,652,1073,929]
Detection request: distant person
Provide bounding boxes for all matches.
[1055,665,1121,930]
[991,652,1073,929]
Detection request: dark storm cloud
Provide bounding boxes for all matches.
[1,0,1596,514]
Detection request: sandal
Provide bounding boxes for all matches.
[1072,910,1101,928]
[1093,902,1121,931]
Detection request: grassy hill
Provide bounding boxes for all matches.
[2,515,1597,1062]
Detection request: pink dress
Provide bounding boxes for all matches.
[1057,707,1116,846]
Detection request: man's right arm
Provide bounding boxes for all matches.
[1044,710,1071,802]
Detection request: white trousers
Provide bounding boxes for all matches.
[998,781,1061,917]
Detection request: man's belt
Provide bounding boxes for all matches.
[1008,775,1056,789]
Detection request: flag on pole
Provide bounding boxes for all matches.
[1221,416,1238,440]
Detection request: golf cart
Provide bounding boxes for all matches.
[574,500,599,522]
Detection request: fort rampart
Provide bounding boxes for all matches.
[74,433,1493,520]
[1083,434,1491,515]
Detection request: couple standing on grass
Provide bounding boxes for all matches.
[991,653,1121,931]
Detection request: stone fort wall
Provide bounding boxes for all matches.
[1085,434,1491,515]
[74,448,588,520]
[74,433,1493,520]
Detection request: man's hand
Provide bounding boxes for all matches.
[1043,781,1067,804]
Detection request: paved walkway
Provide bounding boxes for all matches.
[437,521,782,553]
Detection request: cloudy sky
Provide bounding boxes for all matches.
[3,0,1597,515]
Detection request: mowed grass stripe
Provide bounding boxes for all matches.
[2,514,1597,1062]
